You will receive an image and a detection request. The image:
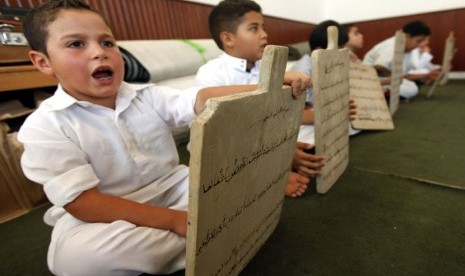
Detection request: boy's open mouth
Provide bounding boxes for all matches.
[92,68,114,80]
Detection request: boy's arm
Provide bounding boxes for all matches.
[194,73,311,114]
[194,85,256,114]
[404,73,428,81]
[404,71,440,83]
[379,77,391,85]
[65,188,187,236]
[301,105,314,124]
[374,65,391,77]
[284,71,312,98]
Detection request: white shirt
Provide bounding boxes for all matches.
[411,47,433,69]
[409,47,439,74]
[363,36,414,75]
[195,52,260,87]
[290,53,314,105]
[18,82,199,226]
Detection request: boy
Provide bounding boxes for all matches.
[343,23,364,62]
[18,0,310,275]
[291,20,359,138]
[291,20,349,101]
[195,0,325,197]
[409,35,441,85]
[363,20,438,100]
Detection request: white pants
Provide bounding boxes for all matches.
[50,179,189,276]
[349,124,362,136]
[297,124,315,145]
[399,78,419,99]
[297,123,359,146]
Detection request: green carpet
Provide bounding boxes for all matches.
[243,168,465,275]
[0,205,51,275]
[1,81,464,275]
[349,80,465,189]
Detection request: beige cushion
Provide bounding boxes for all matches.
[118,40,202,82]
[118,39,223,83]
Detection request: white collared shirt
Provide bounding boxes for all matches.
[195,52,260,87]
[18,82,199,225]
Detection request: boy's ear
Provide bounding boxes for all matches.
[220,31,235,49]
[29,50,54,76]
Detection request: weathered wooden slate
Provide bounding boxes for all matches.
[312,26,350,194]
[349,62,394,130]
[427,32,456,98]
[186,45,306,276]
[389,30,405,115]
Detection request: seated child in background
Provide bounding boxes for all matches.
[363,20,438,100]
[409,36,441,85]
[343,23,364,62]
[195,0,323,197]
[291,20,359,138]
[18,0,309,275]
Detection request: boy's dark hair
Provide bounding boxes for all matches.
[309,20,349,52]
[342,23,356,33]
[402,20,431,37]
[208,0,262,50]
[24,0,102,56]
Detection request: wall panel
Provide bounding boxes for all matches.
[1,0,312,43]
[1,1,463,70]
[354,9,464,72]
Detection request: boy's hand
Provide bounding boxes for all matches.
[171,210,188,237]
[292,142,325,178]
[284,71,312,98]
[349,99,357,121]
[424,73,438,85]
[427,70,441,81]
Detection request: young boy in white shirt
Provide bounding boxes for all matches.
[18,1,310,275]
[291,20,359,138]
[409,36,441,85]
[195,0,325,197]
[363,20,439,100]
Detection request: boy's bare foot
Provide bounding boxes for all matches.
[285,171,310,198]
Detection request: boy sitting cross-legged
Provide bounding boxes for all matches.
[18,0,310,275]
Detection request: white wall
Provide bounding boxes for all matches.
[322,0,465,23]
[183,0,465,24]
[184,0,319,23]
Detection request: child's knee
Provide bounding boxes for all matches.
[52,221,186,275]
